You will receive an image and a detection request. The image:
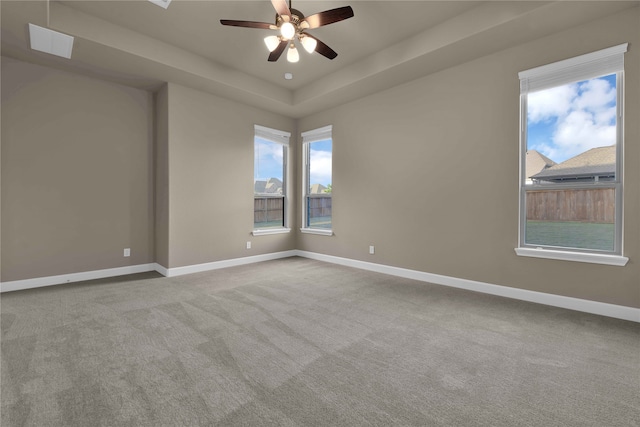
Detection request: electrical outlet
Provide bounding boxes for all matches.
[124,248,131,257]
[246,241,252,249]
[369,245,375,255]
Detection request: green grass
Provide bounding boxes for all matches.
[309,216,332,229]
[525,221,614,251]
[254,220,284,229]
[254,217,332,230]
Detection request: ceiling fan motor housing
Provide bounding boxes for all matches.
[276,9,304,27]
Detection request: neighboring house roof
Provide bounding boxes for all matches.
[531,145,615,181]
[526,150,556,180]
[310,183,327,194]
[265,177,283,194]
[254,180,267,193]
[255,178,283,194]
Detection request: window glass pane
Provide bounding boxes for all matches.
[525,188,615,251]
[254,197,284,228]
[525,74,617,185]
[307,139,332,229]
[254,137,284,228]
[523,74,617,252]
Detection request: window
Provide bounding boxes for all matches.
[301,125,333,236]
[517,44,628,266]
[253,125,290,235]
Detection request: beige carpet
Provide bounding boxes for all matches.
[2,257,639,426]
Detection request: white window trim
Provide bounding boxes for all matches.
[515,248,628,266]
[300,228,333,236]
[254,124,290,233]
[252,228,291,236]
[517,44,628,265]
[519,44,627,93]
[301,125,333,235]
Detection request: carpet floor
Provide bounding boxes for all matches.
[1,257,639,426]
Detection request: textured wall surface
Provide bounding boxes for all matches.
[1,58,155,281]
[297,9,640,307]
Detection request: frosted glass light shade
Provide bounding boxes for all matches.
[280,22,295,40]
[264,36,280,52]
[301,36,317,54]
[287,45,299,63]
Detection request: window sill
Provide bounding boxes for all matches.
[300,228,333,236]
[515,247,628,266]
[252,228,291,236]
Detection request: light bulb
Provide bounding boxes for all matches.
[287,44,299,63]
[300,35,317,54]
[280,22,295,40]
[264,35,280,52]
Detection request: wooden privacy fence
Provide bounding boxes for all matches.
[254,197,283,224]
[254,196,333,224]
[526,188,615,223]
[308,196,332,218]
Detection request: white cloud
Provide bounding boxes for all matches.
[255,140,283,180]
[574,78,616,112]
[528,76,617,161]
[527,84,576,123]
[309,149,332,186]
[256,140,283,162]
[547,109,616,160]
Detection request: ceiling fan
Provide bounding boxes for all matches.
[220,0,354,63]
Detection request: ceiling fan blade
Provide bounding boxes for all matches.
[220,20,277,30]
[304,34,338,60]
[268,40,288,62]
[301,6,354,30]
[271,0,291,18]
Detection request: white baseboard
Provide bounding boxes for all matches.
[294,250,640,323]
[2,250,637,323]
[159,250,298,277]
[154,263,169,277]
[1,251,297,292]
[0,263,157,293]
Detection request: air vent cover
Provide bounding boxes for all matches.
[148,0,172,9]
[28,24,74,59]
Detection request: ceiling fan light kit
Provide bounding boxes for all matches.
[280,22,296,40]
[264,35,281,52]
[301,35,317,54]
[221,0,354,63]
[286,44,299,63]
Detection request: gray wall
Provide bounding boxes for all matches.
[1,62,297,278]
[1,57,155,281]
[297,8,640,308]
[159,83,296,269]
[155,85,170,268]
[1,8,637,309]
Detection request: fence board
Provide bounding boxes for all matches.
[309,197,332,217]
[254,197,284,224]
[526,188,614,223]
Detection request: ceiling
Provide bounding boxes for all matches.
[2,1,638,117]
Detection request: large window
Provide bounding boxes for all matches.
[517,44,628,266]
[301,125,333,235]
[253,125,290,235]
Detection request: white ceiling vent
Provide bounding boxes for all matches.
[148,0,172,9]
[28,24,74,59]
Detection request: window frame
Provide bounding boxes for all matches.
[252,124,291,236]
[301,125,333,236]
[516,44,628,266]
